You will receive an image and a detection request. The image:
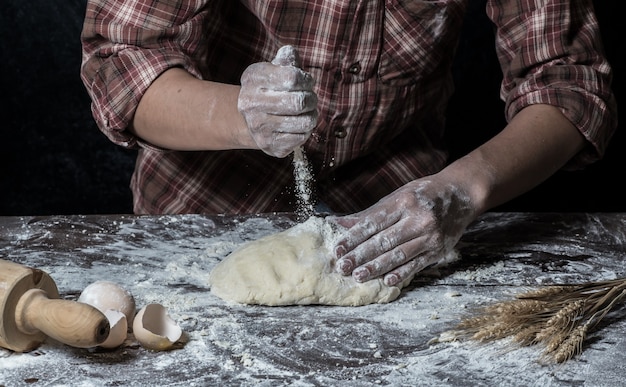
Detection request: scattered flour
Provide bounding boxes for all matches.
[2,214,626,386]
[450,260,507,281]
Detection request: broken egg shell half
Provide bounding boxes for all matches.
[99,309,128,348]
[132,303,182,351]
[78,280,136,327]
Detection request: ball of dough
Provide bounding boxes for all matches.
[208,217,410,306]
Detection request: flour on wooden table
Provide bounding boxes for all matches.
[2,214,626,386]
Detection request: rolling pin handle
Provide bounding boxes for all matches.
[14,288,110,348]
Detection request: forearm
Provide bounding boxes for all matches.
[439,104,586,216]
[130,68,255,151]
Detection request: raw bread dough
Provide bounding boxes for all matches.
[208,217,411,306]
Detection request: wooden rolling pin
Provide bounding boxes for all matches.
[0,259,110,352]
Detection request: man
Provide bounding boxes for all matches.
[81,0,617,287]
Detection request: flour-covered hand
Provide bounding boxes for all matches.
[330,178,476,286]
[238,45,318,158]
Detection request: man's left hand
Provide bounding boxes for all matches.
[329,177,475,286]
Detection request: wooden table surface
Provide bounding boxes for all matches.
[1,212,626,386]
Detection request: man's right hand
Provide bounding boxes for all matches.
[238,45,318,158]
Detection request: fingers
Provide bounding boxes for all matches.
[331,203,440,285]
[249,117,316,158]
[333,208,402,260]
[335,221,405,275]
[263,112,318,134]
[339,234,438,286]
[241,62,314,92]
[382,256,437,286]
[336,220,428,277]
[264,133,309,158]
[240,89,318,116]
[336,231,404,276]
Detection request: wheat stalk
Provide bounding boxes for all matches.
[443,278,626,363]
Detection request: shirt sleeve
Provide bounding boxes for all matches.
[80,0,211,148]
[486,0,618,168]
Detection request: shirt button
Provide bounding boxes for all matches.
[334,128,347,138]
[348,62,361,74]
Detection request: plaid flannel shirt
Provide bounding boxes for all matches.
[81,0,617,214]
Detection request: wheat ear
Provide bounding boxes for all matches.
[444,278,626,363]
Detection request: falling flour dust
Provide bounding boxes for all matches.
[292,146,315,219]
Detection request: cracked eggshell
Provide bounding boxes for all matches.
[133,303,182,351]
[99,309,127,348]
[78,280,136,326]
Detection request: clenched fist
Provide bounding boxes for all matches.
[238,45,318,158]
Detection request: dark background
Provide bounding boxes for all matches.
[1,0,623,216]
